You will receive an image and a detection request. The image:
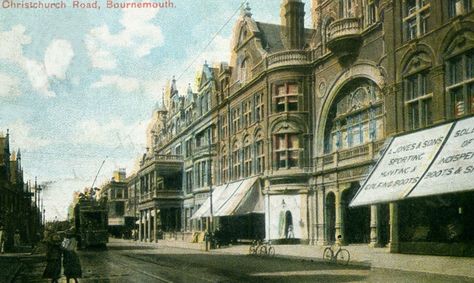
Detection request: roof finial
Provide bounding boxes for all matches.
[242,1,252,17]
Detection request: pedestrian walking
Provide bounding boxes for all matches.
[62,229,82,283]
[42,232,63,283]
[14,229,20,249]
[0,224,5,254]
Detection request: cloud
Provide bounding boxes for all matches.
[84,35,117,70]
[91,75,140,93]
[85,9,164,69]
[196,35,231,66]
[0,73,21,97]
[44,39,75,79]
[3,120,52,150]
[72,117,148,148]
[23,58,54,97]
[177,35,232,92]
[0,25,74,97]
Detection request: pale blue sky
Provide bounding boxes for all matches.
[0,0,313,220]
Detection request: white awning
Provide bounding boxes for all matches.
[191,177,261,219]
[350,122,454,207]
[215,177,260,216]
[190,183,227,220]
[409,117,474,198]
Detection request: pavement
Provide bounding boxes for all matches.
[3,239,474,282]
[0,245,45,283]
[123,238,474,279]
[0,253,34,283]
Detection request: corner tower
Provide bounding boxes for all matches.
[280,0,306,50]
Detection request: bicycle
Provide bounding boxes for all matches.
[258,241,275,257]
[323,242,350,265]
[248,239,262,255]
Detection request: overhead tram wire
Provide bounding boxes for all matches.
[176,0,247,81]
[89,1,246,188]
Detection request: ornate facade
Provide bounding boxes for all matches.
[127,0,474,254]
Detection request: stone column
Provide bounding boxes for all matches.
[369,205,380,247]
[264,191,270,241]
[388,202,399,253]
[335,190,344,245]
[138,210,143,242]
[316,188,327,246]
[147,209,152,242]
[153,207,158,243]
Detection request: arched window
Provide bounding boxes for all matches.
[444,32,474,118]
[403,52,433,130]
[243,136,252,177]
[324,79,383,153]
[255,131,265,174]
[232,141,241,180]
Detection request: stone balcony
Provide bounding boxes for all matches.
[327,17,362,57]
[315,140,385,173]
[266,50,311,69]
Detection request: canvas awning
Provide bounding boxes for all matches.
[190,183,228,220]
[214,176,260,216]
[349,116,474,207]
[409,117,474,198]
[191,177,261,219]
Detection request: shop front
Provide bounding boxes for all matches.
[191,177,264,241]
[350,116,474,256]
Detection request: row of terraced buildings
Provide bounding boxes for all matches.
[108,0,474,256]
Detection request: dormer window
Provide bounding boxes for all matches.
[239,58,249,84]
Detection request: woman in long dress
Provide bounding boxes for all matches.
[42,232,62,283]
[62,230,82,283]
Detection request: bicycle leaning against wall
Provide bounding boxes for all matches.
[323,235,350,265]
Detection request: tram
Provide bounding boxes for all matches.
[74,195,108,248]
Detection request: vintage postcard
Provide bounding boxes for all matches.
[0,0,473,282]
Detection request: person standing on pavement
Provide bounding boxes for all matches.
[62,228,82,283]
[14,229,20,250]
[0,224,5,253]
[42,232,63,283]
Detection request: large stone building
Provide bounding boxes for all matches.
[127,0,474,255]
[0,131,42,251]
[309,0,474,255]
[99,169,136,238]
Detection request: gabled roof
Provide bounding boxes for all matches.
[255,22,315,53]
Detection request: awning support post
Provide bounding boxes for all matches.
[388,202,399,253]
